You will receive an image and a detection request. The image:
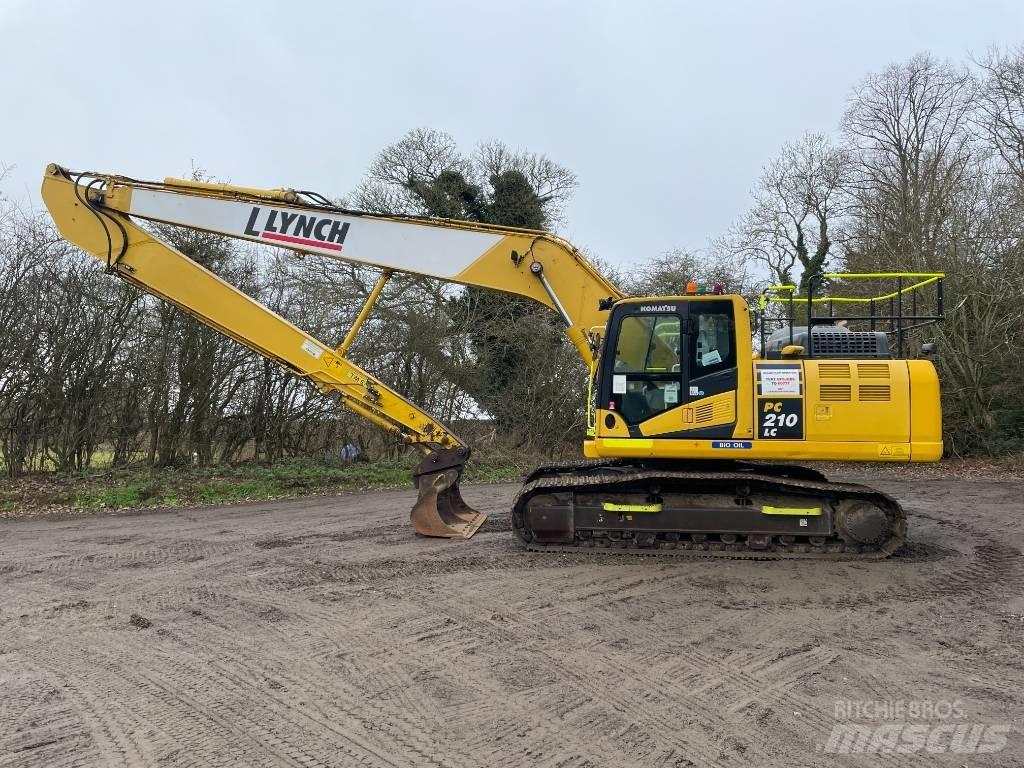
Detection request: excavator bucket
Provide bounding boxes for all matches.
[410,450,486,539]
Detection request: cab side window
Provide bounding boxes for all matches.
[691,302,736,378]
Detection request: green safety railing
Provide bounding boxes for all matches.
[756,272,945,359]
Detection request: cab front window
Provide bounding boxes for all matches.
[614,315,680,373]
[611,314,681,424]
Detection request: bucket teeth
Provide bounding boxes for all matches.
[410,468,486,539]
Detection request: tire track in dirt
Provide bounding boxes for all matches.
[435,573,930,768]
[0,540,251,576]
[33,636,391,767]
[150,607,481,768]
[372,571,778,767]
[227,571,726,767]
[901,543,1024,600]
[615,593,983,768]
[0,661,100,768]
[430,572,858,765]
[13,656,150,768]
[3,478,1023,767]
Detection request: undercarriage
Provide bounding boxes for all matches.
[511,459,906,559]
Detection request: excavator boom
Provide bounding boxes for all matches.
[41,165,619,538]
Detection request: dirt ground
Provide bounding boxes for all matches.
[1,474,1022,767]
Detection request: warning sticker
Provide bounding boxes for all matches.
[878,444,909,458]
[612,374,627,394]
[301,340,324,360]
[759,367,801,395]
[664,382,679,404]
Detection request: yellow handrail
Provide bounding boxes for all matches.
[585,360,597,437]
[759,273,944,310]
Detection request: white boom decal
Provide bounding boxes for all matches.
[129,188,504,280]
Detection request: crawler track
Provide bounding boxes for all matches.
[512,460,906,559]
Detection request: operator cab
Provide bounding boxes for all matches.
[597,295,740,431]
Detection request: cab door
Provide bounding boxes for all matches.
[603,309,684,428]
[685,299,739,404]
[672,299,739,437]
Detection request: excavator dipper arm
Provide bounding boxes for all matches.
[41,165,621,538]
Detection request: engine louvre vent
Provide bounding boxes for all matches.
[858,363,890,379]
[695,402,715,423]
[765,326,890,359]
[859,384,891,402]
[819,363,851,378]
[812,329,890,357]
[820,384,852,402]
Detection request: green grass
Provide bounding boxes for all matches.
[74,485,144,510]
[195,478,281,503]
[3,455,528,517]
[462,463,523,483]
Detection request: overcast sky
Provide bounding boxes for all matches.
[3,1,1022,270]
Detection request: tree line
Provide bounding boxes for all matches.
[2,47,1023,475]
[722,49,1024,454]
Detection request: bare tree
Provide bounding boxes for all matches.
[346,128,586,451]
[353,128,468,215]
[974,45,1024,185]
[621,248,756,299]
[842,53,975,271]
[474,141,578,225]
[726,133,850,289]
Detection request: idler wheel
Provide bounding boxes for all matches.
[837,501,890,545]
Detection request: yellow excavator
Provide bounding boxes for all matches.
[41,165,945,559]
